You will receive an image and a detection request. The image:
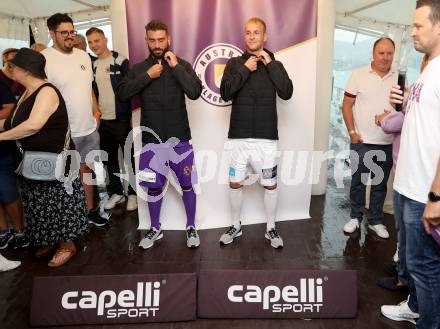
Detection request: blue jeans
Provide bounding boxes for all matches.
[393,190,415,291]
[397,191,440,329]
[349,143,393,225]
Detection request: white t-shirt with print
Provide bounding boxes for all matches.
[394,55,440,203]
[345,64,396,145]
[42,47,96,137]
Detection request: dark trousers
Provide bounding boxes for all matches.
[98,119,136,196]
[349,143,392,225]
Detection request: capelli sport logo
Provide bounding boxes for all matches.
[61,281,162,319]
[193,43,242,107]
[227,278,325,313]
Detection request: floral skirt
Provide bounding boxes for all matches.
[21,178,89,246]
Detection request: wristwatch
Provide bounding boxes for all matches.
[428,191,440,202]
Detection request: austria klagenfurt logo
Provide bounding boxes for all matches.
[193,43,243,107]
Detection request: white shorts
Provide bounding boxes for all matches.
[229,139,278,186]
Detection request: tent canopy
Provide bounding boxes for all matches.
[0,0,417,25]
[0,0,109,19]
[336,0,416,28]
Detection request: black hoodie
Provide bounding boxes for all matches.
[220,49,293,140]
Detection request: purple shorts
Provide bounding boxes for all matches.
[138,141,197,189]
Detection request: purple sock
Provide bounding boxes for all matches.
[182,187,196,228]
[147,189,163,229]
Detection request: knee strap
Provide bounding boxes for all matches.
[148,187,163,196]
[181,185,193,192]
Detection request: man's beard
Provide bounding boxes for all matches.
[149,45,169,59]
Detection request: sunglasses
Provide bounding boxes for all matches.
[55,30,78,38]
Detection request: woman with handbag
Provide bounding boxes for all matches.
[0,48,88,267]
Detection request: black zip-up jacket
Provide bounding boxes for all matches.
[220,49,293,140]
[116,54,202,144]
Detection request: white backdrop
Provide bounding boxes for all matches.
[133,40,317,230]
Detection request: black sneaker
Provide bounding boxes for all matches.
[0,229,14,249]
[377,276,409,292]
[10,230,30,249]
[88,209,109,227]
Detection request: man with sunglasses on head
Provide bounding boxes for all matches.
[42,13,108,226]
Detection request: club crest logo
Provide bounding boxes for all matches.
[193,43,243,107]
[183,165,192,176]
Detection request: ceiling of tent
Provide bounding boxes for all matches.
[0,0,109,18]
[0,0,418,26]
[336,0,417,26]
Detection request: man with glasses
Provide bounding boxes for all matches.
[42,13,108,226]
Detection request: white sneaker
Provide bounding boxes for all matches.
[219,225,242,245]
[265,228,284,249]
[343,218,359,233]
[104,194,125,210]
[368,224,390,239]
[186,226,200,248]
[139,227,163,249]
[0,254,21,272]
[126,195,138,211]
[381,298,419,324]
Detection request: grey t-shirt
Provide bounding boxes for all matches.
[95,55,116,120]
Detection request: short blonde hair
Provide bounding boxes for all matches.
[30,43,47,52]
[245,17,266,33]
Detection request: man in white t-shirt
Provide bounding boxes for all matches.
[86,27,137,212]
[342,37,397,239]
[42,13,108,226]
[380,1,440,327]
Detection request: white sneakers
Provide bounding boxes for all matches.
[368,224,390,239]
[104,194,125,210]
[343,219,390,239]
[126,195,138,211]
[381,298,419,324]
[0,254,21,272]
[343,218,360,233]
[104,194,138,211]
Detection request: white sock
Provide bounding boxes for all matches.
[264,188,278,231]
[229,188,243,228]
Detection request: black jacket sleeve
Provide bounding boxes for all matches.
[265,60,293,100]
[116,65,152,102]
[120,57,130,78]
[171,61,202,100]
[220,58,251,101]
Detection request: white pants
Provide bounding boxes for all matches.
[229,139,278,186]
